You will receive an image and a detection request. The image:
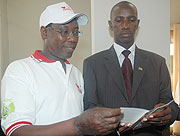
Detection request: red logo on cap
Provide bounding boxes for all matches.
[61,6,71,11]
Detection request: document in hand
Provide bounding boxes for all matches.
[120,100,174,131]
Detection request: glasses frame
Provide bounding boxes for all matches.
[46,27,82,38]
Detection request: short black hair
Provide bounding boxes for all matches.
[110,1,138,20]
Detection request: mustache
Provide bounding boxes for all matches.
[63,42,77,49]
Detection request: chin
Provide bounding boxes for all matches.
[64,54,73,60]
[119,39,134,45]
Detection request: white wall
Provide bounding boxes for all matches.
[7,0,91,72]
[91,0,170,67]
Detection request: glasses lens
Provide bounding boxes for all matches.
[61,30,69,37]
[47,27,82,37]
[75,31,82,37]
[62,30,82,37]
[73,31,80,37]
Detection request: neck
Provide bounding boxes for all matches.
[40,51,65,62]
[115,40,134,49]
[118,43,133,50]
[40,51,66,72]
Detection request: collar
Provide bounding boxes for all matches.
[30,50,70,64]
[113,42,135,57]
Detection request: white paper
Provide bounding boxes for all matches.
[120,100,174,129]
[120,107,149,124]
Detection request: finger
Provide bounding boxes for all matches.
[119,125,129,132]
[102,115,121,125]
[153,108,171,117]
[145,114,170,123]
[103,120,120,129]
[94,118,120,130]
[146,120,170,126]
[154,103,164,108]
[144,107,171,121]
[96,122,120,135]
[148,111,171,121]
[144,114,171,126]
[151,116,171,123]
[151,104,171,116]
[104,108,124,118]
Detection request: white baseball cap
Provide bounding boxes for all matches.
[39,2,88,27]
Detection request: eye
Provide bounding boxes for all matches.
[114,17,123,23]
[73,31,79,35]
[129,17,137,22]
[61,30,69,36]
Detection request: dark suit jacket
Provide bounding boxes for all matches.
[83,46,179,136]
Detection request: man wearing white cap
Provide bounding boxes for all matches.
[1,2,123,136]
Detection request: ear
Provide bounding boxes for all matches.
[40,26,48,39]
[136,19,140,29]
[108,20,113,31]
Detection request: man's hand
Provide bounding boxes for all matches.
[74,107,124,135]
[142,103,171,126]
[118,122,131,133]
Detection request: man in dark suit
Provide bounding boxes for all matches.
[177,106,180,120]
[83,1,179,136]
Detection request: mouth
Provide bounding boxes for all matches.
[64,45,76,52]
[120,32,133,38]
[65,46,74,51]
[62,41,77,53]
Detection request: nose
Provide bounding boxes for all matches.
[122,19,129,29]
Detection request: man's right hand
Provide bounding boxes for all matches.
[74,107,124,135]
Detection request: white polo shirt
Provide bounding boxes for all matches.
[1,50,84,136]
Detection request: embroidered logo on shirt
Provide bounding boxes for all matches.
[2,99,15,120]
[76,83,82,94]
[138,67,143,71]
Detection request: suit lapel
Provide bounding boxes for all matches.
[103,46,129,101]
[132,47,146,100]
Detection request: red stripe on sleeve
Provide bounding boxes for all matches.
[6,121,32,135]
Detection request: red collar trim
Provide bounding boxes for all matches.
[65,60,70,64]
[31,50,70,64]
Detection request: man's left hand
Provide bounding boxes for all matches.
[142,103,171,126]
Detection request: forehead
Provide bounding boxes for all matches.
[112,3,137,18]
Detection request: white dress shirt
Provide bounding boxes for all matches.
[113,42,135,69]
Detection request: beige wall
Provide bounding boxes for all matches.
[0,0,9,112]
[6,0,91,72]
[0,0,9,79]
[0,0,2,79]
[1,0,180,77]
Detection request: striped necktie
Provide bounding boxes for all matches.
[121,50,133,104]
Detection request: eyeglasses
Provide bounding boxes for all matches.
[47,27,82,38]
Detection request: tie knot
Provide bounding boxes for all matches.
[122,50,131,57]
